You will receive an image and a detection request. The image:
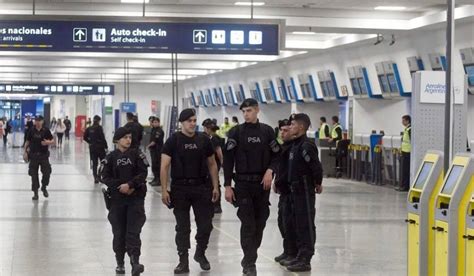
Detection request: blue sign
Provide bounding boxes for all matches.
[0,83,114,95]
[120,102,137,113]
[0,18,280,55]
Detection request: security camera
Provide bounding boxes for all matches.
[374,34,384,45]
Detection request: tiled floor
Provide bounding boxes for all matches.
[0,135,407,276]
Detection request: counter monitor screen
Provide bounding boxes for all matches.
[441,165,464,195]
[413,161,434,189]
[465,65,474,86]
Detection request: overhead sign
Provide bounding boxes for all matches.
[419,71,463,104]
[0,83,114,95]
[0,17,280,55]
[120,102,137,113]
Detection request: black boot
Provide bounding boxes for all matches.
[280,257,298,267]
[174,252,189,274]
[194,249,210,271]
[32,191,39,200]
[115,255,125,274]
[243,266,257,276]
[287,261,311,272]
[214,204,222,214]
[274,252,287,262]
[41,187,49,198]
[130,255,144,276]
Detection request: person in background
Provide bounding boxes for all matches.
[24,116,55,200]
[23,115,34,147]
[83,115,108,184]
[318,117,330,140]
[218,117,232,139]
[100,127,148,276]
[328,116,342,144]
[0,118,5,147]
[63,116,72,140]
[202,118,224,214]
[232,116,239,126]
[49,117,58,148]
[86,117,92,128]
[4,118,12,147]
[134,115,144,146]
[397,115,411,192]
[147,117,164,186]
[55,119,66,147]
[124,113,143,149]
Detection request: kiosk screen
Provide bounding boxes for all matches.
[465,65,474,86]
[378,75,390,93]
[387,74,399,93]
[441,165,464,195]
[413,162,434,189]
[358,78,368,95]
[351,79,360,95]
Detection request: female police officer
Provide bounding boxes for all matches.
[160,108,220,274]
[100,127,148,276]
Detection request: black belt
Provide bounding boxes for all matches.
[234,174,263,182]
[172,178,207,185]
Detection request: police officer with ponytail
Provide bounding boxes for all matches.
[100,127,148,276]
[160,108,220,274]
[223,98,281,276]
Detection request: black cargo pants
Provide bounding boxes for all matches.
[234,181,271,269]
[149,148,161,182]
[90,147,106,179]
[290,183,316,263]
[28,155,52,192]
[171,182,214,253]
[277,193,297,257]
[107,198,146,264]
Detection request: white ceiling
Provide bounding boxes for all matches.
[0,1,472,84]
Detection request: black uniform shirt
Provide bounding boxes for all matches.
[25,120,33,133]
[162,132,214,180]
[83,124,108,150]
[209,134,222,171]
[223,121,281,186]
[27,127,53,155]
[124,121,143,148]
[149,127,164,151]
[288,135,323,186]
[64,119,71,130]
[274,140,293,194]
[100,148,149,198]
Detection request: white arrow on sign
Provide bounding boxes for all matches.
[196,32,205,42]
[76,30,85,40]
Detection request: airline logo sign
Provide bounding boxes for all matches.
[0,19,279,55]
[419,71,463,104]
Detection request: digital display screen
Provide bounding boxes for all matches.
[441,165,464,195]
[387,74,399,93]
[326,81,336,97]
[320,82,329,97]
[358,78,368,95]
[379,75,390,93]
[465,65,474,87]
[351,78,360,95]
[413,162,434,189]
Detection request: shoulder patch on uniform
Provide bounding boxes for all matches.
[302,149,311,163]
[227,138,237,151]
[269,139,281,153]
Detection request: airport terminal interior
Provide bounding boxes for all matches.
[0,0,473,275]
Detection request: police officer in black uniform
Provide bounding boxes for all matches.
[202,118,224,214]
[273,119,298,265]
[124,113,143,149]
[23,116,55,200]
[83,115,108,184]
[147,117,164,186]
[223,98,281,276]
[284,113,323,272]
[100,127,148,276]
[161,109,220,274]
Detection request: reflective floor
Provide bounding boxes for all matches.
[0,135,407,276]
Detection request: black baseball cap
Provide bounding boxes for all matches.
[239,98,259,110]
[113,127,131,142]
[34,115,44,121]
[278,119,290,129]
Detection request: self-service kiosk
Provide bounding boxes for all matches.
[297,73,319,102]
[464,196,474,275]
[433,154,474,276]
[407,56,425,79]
[262,79,278,104]
[406,151,444,276]
[460,47,474,94]
[429,53,447,71]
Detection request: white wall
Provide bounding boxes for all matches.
[50,95,76,130]
[182,21,473,136]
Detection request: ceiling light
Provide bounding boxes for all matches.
[235,2,265,6]
[292,31,317,35]
[374,6,406,11]
[121,0,150,3]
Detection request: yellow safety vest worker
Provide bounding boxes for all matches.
[331,124,342,140]
[319,123,329,139]
[401,125,411,153]
[218,123,232,138]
